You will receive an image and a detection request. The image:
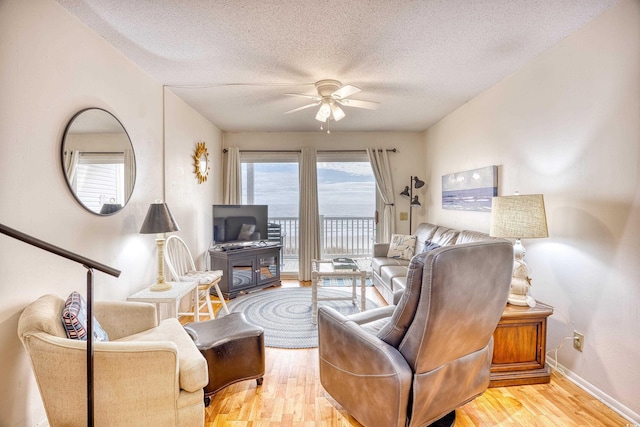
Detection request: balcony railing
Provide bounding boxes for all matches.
[269,216,376,258]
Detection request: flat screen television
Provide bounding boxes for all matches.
[212,204,269,244]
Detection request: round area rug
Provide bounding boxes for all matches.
[219,287,379,349]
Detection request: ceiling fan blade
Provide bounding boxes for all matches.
[337,98,380,110]
[284,93,321,101]
[284,102,320,114]
[331,84,361,99]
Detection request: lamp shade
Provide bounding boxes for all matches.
[413,176,425,189]
[99,203,122,215]
[400,186,410,197]
[490,194,548,239]
[140,202,180,234]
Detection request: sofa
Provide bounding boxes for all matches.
[372,222,507,304]
[17,294,208,426]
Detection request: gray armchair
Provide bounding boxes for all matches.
[318,241,513,427]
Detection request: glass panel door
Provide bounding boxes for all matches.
[316,158,376,272]
[241,160,299,276]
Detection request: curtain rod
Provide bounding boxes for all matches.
[223,148,397,154]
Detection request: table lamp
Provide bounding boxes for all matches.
[490,193,548,306]
[140,200,180,291]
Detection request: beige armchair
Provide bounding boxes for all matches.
[17,294,208,427]
[318,241,514,427]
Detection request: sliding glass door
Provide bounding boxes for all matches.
[241,154,299,276]
[317,153,376,270]
[240,151,376,276]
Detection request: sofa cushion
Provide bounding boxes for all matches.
[61,291,109,342]
[116,318,207,392]
[387,234,417,260]
[431,227,460,246]
[413,223,438,247]
[381,265,409,286]
[456,230,497,244]
[391,275,407,292]
[371,256,410,276]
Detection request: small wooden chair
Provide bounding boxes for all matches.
[165,235,230,321]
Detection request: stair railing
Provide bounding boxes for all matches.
[1,223,121,427]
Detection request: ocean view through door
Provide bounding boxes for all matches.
[241,156,376,276]
[242,160,300,275]
[317,160,376,265]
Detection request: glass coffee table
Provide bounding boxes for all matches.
[311,258,367,324]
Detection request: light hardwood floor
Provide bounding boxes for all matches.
[184,280,630,426]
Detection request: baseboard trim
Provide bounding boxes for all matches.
[548,360,639,424]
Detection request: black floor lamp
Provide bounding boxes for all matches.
[400,176,424,234]
[1,223,120,427]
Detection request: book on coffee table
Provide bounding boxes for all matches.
[332,258,358,270]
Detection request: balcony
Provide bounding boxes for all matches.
[269,216,375,274]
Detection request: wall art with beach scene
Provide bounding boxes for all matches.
[442,166,498,211]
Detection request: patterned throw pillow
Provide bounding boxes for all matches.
[422,240,441,253]
[61,291,109,342]
[386,234,417,260]
[237,223,256,241]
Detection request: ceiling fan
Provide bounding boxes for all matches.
[284,79,379,130]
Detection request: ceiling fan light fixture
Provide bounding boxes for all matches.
[330,102,345,121]
[315,101,331,122]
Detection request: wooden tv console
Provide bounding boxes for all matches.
[209,243,282,299]
[489,301,554,387]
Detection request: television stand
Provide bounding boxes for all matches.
[209,244,281,299]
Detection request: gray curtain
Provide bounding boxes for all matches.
[298,147,321,280]
[223,147,241,204]
[366,148,395,242]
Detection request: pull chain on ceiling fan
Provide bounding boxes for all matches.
[285,79,379,132]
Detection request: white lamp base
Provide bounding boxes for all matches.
[508,240,535,307]
[149,236,172,292]
[150,281,172,292]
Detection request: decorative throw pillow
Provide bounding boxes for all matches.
[422,240,441,253]
[237,223,255,241]
[61,291,109,342]
[386,234,417,260]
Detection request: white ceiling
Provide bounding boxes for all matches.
[56,0,618,133]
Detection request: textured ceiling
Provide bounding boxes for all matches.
[56,0,618,133]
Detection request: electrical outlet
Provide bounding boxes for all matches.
[400,212,408,220]
[574,331,584,352]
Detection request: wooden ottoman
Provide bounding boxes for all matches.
[184,312,265,406]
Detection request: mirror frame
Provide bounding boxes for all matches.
[61,108,136,215]
[193,141,209,184]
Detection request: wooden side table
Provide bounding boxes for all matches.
[489,301,554,387]
[127,281,198,323]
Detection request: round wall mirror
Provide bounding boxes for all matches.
[61,108,136,215]
[193,141,209,184]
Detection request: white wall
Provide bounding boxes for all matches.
[164,89,223,268]
[0,0,221,425]
[424,0,639,420]
[224,131,426,234]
